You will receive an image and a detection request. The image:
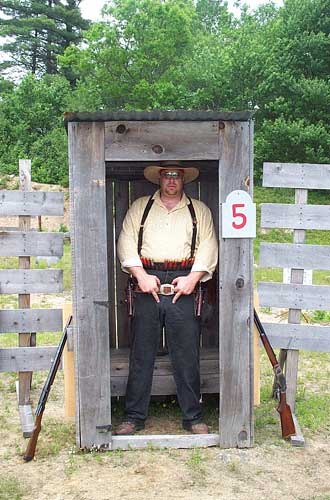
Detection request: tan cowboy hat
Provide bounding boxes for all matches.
[144,162,199,185]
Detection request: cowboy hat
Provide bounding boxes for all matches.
[144,162,199,185]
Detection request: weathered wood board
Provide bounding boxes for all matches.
[111,433,219,450]
[0,309,63,333]
[0,191,64,216]
[0,269,63,294]
[110,348,219,396]
[69,121,111,449]
[261,204,330,230]
[259,323,330,352]
[259,243,330,270]
[263,163,330,190]
[218,120,254,448]
[0,232,63,256]
[258,282,330,311]
[105,121,220,161]
[0,346,58,371]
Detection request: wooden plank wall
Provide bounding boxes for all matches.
[218,120,254,448]
[259,162,330,410]
[70,118,253,450]
[105,170,219,350]
[69,122,112,449]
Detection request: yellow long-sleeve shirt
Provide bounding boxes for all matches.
[117,190,218,282]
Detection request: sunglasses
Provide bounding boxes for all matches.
[160,170,184,179]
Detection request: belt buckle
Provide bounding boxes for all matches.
[159,284,175,295]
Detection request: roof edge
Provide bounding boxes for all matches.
[64,110,254,127]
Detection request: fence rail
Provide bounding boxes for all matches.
[259,243,330,270]
[263,162,330,190]
[0,191,64,216]
[0,269,63,294]
[0,231,63,256]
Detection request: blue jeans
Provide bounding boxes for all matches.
[124,270,202,426]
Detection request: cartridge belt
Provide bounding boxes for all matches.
[141,257,194,271]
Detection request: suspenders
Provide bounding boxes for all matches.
[137,196,155,257]
[137,195,197,259]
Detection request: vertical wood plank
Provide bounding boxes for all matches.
[219,120,254,448]
[184,180,199,199]
[18,159,33,408]
[130,179,155,202]
[200,179,219,348]
[285,188,307,411]
[106,179,117,349]
[69,122,112,449]
[114,180,130,348]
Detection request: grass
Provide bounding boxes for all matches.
[0,477,24,500]
[30,417,76,459]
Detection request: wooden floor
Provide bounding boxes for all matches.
[110,347,219,396]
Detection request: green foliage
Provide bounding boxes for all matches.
[0,0,89,77]
[0,0,329,185]
[61,0,200,110]
[0,74,70,185]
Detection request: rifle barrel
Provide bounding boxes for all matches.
[23,315,72,462]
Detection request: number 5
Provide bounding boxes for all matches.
[232,203,247,229]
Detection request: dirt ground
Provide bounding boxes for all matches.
[1,392,330,500]
[1,180,330,500]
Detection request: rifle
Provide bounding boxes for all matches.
[254,309,296,439]
[23,314,73,462]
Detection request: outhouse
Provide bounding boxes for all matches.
[65,110,254,450]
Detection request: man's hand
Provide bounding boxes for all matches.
[128,267,160,303]
[172,272,205,304]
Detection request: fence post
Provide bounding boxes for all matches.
[17,159,35,437]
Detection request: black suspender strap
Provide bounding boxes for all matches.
[187,196,197,259]
[137,195,154,256]
[137,194,197,258]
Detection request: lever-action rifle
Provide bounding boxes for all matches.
[254,309,296,439]
[23,314,73,462]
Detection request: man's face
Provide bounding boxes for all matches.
[159,168,184,197]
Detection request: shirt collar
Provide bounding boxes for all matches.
[153,190,190,211]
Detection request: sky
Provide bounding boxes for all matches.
[80,0,284,21]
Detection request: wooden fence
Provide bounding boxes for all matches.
[258,162,330,444]
[0,160,64,436]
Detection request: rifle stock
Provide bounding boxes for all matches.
[23,315,72,462]
[277,393,296,439]
[23,414,42,462]
[254,309,296,439]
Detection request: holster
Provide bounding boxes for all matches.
[125,277,134,317]
[194,282,206,317]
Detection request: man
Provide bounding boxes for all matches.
[116,162,218,435]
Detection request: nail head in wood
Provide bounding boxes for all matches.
[116,124,127,134]
[236,278,244,289]
[152,144,164,154]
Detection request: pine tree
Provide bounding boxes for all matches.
[0,0,89,77]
